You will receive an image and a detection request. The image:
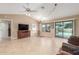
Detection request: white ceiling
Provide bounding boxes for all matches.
[0,3,79,21]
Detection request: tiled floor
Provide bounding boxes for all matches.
[0,37,67,55]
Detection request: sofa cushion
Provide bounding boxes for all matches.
[62,43,79,54]
[68,36,79,46]
[73,49,79,55]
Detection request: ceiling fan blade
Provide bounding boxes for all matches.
[30,10,37,12]
[25,3,30,8]
[23,5,27,9]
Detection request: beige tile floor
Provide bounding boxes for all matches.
[0,37,67,55]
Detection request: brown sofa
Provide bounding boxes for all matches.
[58,36,79,55]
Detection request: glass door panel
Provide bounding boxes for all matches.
[63,21,73,38]
[46,24,51,32]
[55,22,63,37]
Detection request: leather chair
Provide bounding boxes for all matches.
[58,36,79,55]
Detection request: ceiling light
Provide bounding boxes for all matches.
[36,16,47,21]
[26,13,31,16]
[42,17,47,20]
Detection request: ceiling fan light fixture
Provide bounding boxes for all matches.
[26,13,31,16]
[42,17,47,20]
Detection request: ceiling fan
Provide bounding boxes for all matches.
[23,3,37,13]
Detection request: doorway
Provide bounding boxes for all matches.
[0,20,11,41]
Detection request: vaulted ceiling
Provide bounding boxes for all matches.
[0,3,79,21]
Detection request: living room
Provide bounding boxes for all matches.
[0,3,79,55]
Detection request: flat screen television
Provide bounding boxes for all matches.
[18,24,29,30]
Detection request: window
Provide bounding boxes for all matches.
[55,20,74,38]
[41,23,51,32]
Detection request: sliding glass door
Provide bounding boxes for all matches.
[55,20,74,38]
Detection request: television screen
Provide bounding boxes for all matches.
[18,24,29,30]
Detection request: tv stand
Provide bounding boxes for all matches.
[18,30,30,39]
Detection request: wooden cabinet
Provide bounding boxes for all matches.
[18,30,30,39]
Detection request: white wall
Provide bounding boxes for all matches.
[0,21,9,40]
